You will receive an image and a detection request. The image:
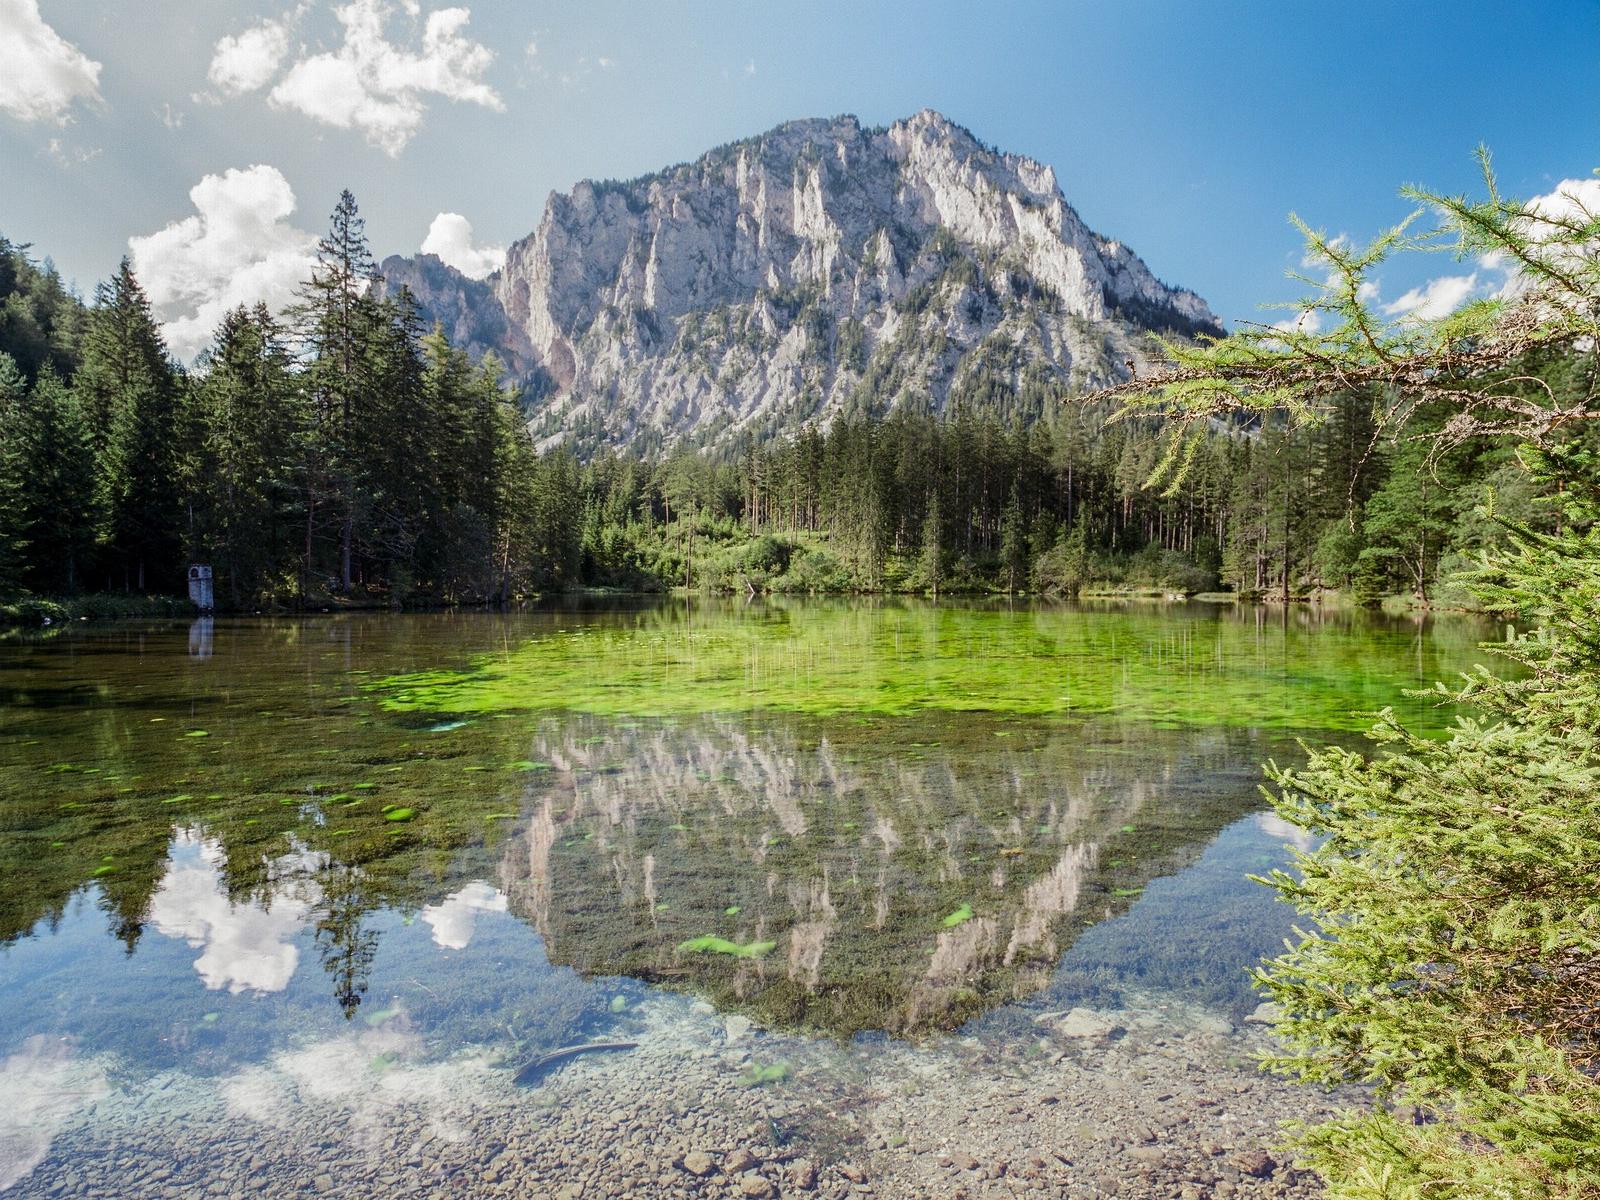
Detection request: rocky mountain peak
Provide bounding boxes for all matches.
[381,110,1221,454]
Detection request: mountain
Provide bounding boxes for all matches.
[379,109,1221,453]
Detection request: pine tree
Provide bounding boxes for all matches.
[10,366,99,593]
[298,190,379,594]
[189,305,306,604]
[75,258,181,591]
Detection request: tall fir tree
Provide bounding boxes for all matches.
[188,305,307,604]
[298,190,379,594]
[10,366,100,593]
[75,258,182,590]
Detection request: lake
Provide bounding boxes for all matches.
[0,600,1492,1198]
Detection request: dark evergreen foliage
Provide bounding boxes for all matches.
[0,188,1579,610]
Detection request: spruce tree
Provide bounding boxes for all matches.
[1095,154,1600,1197]
[917,489,943,596]
[75,258,181,591]
[298,190,379,594]
[999,484,1027,593]
[11,366,99,593]
[190,305,306,604]
[0,353,28,589]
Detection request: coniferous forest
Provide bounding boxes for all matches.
[0,190,1586,616]
[3,2,1598,1188]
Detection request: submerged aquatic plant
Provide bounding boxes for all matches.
[738,1061,792,1088]
[370,606,1470,732]
[677,935,777,959]
[941,903,974,927]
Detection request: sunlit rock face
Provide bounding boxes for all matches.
[495,713,1256,1036]
[380,110,1220,452]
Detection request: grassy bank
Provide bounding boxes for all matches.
[0,593,197,626]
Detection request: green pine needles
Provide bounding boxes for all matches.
[1104,156,1600,1196]
[1257,484,1600,1197]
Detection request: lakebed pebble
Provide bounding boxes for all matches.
[11,991,1346,1199]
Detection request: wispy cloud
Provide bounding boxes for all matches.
[43,137,101,168]
[0,0,102,124]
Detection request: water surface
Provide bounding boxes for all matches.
[0,600,1492,1196]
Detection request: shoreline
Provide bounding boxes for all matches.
[9,984,1344,1200]
[1,587,1487,631]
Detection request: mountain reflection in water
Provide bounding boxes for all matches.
[1,601,1486,1047]
[494,712,1272,1034]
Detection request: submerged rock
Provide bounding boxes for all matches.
[680,1150,714,1177]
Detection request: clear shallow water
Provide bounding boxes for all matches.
[0,600,1493,1196]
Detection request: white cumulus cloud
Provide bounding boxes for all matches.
[1270,308,1323,336]
[0,0,102,123]
[1487,176,1600,300]
[260,0,502,155]
[420,880,507,949]
[208,18,293,96]
[420,211,504,278]
[129,165,319,361]
[147,828,323,994]
[0,1038,109,1191]
[1383,272,1479,321]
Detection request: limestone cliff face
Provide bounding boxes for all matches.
[382,110,1221,453]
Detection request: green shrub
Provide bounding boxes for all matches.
[1256,478,1600,1197]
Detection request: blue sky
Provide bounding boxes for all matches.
[2,0,1595,355]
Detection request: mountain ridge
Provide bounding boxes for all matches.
[380,109,1221,453]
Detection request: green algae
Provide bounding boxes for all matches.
[369,603,1485,732]
[941,903,974,928]
[677,935,777,959]
[0,601,1500,1041]
[739,1061,791,1087]
[383,808,415,822]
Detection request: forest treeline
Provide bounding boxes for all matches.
[0,192,1579,611]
